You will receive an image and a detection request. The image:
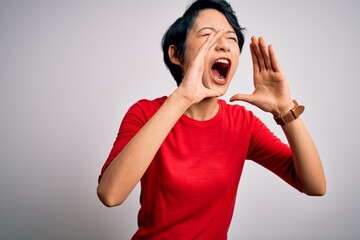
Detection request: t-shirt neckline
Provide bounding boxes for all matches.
[180,99,224,127]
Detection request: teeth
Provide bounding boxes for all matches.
[216,59,229,64]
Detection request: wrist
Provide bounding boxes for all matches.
[169,89,193,111]
[273,100,305,125]
[272,100,295,117]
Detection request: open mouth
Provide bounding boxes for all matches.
[211,58,231,82]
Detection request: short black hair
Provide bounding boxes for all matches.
[161,0,245,86]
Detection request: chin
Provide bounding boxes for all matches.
[211,82,231,97]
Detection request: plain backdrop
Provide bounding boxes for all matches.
[1,0,359,239]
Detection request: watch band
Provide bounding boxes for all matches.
[274,100,305,125]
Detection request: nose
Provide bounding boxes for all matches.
[215,37,230,52]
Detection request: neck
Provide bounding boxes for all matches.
[184,97,219,121]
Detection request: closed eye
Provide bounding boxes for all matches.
[228,37,237,42]
[226,30,238,42]
[226,33,237,42]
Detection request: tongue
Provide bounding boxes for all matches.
[211,69,223,80]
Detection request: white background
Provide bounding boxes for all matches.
[1,0,359,239]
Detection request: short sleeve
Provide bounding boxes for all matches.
[98,101,149,183]
[247,117,303,191]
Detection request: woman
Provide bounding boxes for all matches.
[97,0,326,239]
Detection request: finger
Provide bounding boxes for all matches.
[259,37,271,70]
[192,32,215,66]
[269,44,282,72]
[250,42,260,73]
[208,29,227,48]
[189,30,225,75]
[196,30,226,61]
[251,36,265,71]
[229,93,254,104]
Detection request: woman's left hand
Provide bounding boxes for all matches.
[230,36,294,116]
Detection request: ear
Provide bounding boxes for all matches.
[168,45,182,66]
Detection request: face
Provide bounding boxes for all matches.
[182,9,240,95]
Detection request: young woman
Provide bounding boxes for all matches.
[97,0,326,239]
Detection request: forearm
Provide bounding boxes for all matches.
[97,90,191,207]
[282,117,326,196]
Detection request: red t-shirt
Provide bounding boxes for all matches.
[99,96,302,239]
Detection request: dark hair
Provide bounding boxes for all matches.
[161,0,245,86]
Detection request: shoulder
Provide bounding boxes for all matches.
[132,96,167,111]
[134,96,167,109]
[218,99,257,121]
[127,96,168,121]
[218,99,268,133]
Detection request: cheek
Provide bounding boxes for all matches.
[232,51,240,71]
[183,37,205,62]
[181,46,197,69]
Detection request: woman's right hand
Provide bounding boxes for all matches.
[176,30,226,105]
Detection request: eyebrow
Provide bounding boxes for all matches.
[197,27,236,35]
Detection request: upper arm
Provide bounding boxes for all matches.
[247,118,302,191]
